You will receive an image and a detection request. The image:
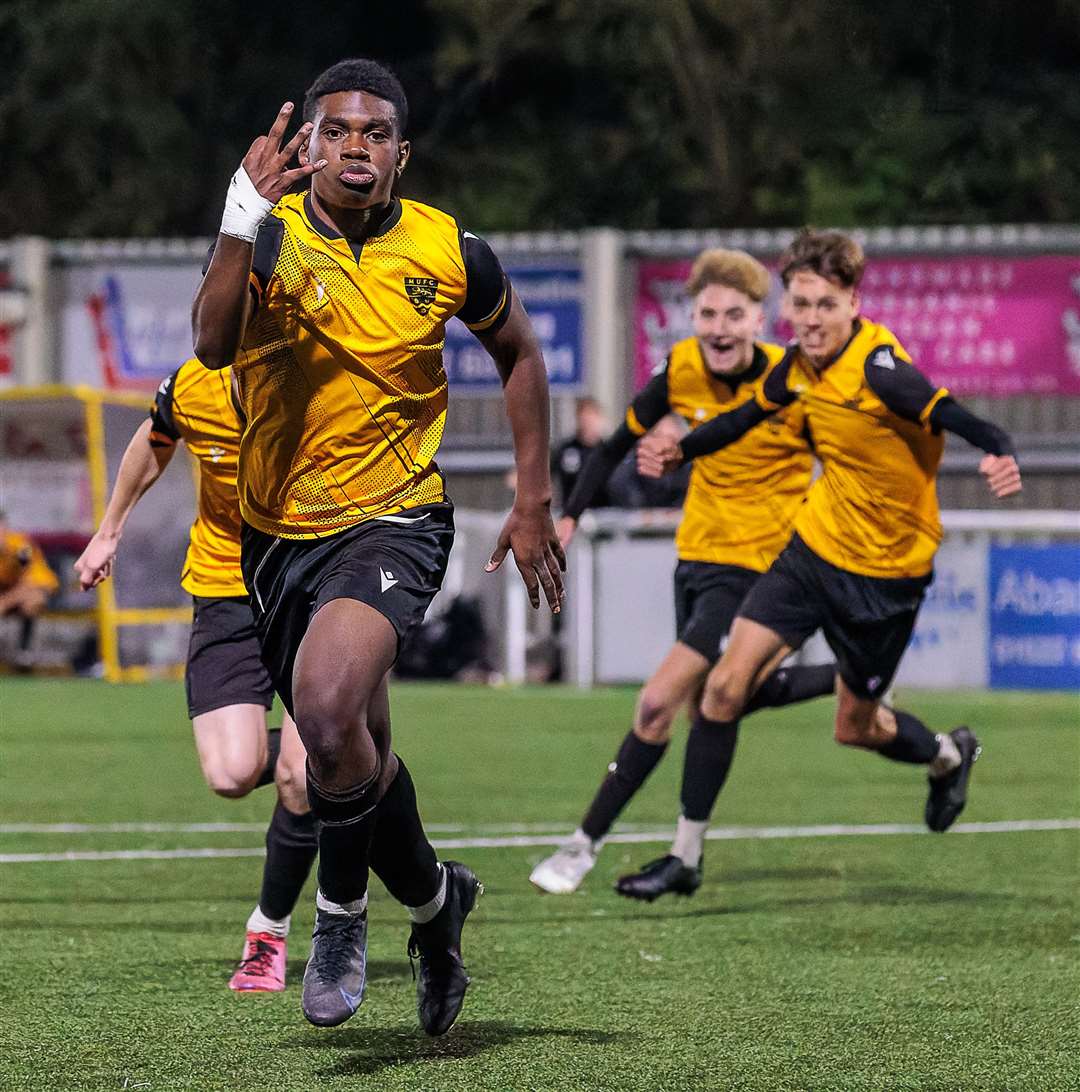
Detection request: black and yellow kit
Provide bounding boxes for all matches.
[150,358,273,716]
[755,319,948,581]
[626,338,812,572]
[680,317,1014,695]
[233,193,510,540]
[221,193,511,702]
[150,358,247,598]
[563,338,814,660]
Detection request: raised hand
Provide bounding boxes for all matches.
[637,434,684,479]
[485,503,567,613]
[242,102,327,205]
[980,454,1022,498]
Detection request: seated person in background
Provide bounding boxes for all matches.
[552,397,612,509]
[0,512,60,671]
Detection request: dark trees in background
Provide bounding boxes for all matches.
[2,0,1077,236]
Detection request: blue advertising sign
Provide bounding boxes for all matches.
[989,544,1080,690]
[443,265,582,391]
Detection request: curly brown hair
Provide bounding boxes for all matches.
[779,229,865,289]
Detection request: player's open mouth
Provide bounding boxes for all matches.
[339,168,376,189]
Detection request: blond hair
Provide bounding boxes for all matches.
[685,249,771,302]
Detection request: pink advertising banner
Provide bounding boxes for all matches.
[634,255,1080,396]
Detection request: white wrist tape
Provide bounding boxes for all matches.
[219,166,275,242]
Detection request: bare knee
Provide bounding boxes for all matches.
[634,686,677,744]
[275,753,309,813]
[202,761,258,799]
[294,696,351,776]
[700,666,746,722]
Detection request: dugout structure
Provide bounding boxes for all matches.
[0,386,194,681]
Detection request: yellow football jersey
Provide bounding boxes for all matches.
[150,359,247,597]
[758,319,949,579]
[627,339,814,571]
[231,193,509,539]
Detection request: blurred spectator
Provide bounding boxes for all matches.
[0,512,60,671]
[608,415,691,510]
[551,397,612,508]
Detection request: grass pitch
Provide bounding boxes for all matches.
[1,679,1077,1091]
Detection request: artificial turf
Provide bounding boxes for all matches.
[1,679,1077,1091]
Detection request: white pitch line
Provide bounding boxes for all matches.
[0,818,1075,864]
[0,821,596,835]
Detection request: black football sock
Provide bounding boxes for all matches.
[368,756,442,909]
[580,731,668,843]
[255,728,282,789]
[306,760,380,906]
[680,713,740,822]
[258,801,319,922]
[878,709,941,764]
[745,664,836,714]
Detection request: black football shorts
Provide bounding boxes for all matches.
[241,503,455,715]
[185,595,275,718]
[737,533,931,700]
[673,560,759,663]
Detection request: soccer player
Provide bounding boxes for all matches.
[0,513,59,671]
[638,229,1022,833]
[192,59,564,1032]
[74,358,316,994]
[530,249,836,900]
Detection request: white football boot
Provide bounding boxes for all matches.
[529,831,600,894]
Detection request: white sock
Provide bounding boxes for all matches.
[568,828,601,854]
[316,889,368,916]
[670,816,708,869]
[929,733,962,779]
[246,905,290,938]
[407,864,447,925]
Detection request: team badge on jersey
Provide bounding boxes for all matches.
[404,277,439,316]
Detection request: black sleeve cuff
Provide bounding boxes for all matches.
[929,398,1015,456]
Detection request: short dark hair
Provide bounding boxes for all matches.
[303,58,409,133]
[779,229,865,289]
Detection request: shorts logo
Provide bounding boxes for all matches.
[866,675,882,694]
[404,277,439,316]
[380,568,399,593]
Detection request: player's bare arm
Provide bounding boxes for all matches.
[192,103,326,370]
[74,418,174,590]
[476,294,566,612]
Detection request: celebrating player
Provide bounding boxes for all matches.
[638,229,1022,832]
[74,359,316,994]
[530,249,836,900]
[192,58,564,1033]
